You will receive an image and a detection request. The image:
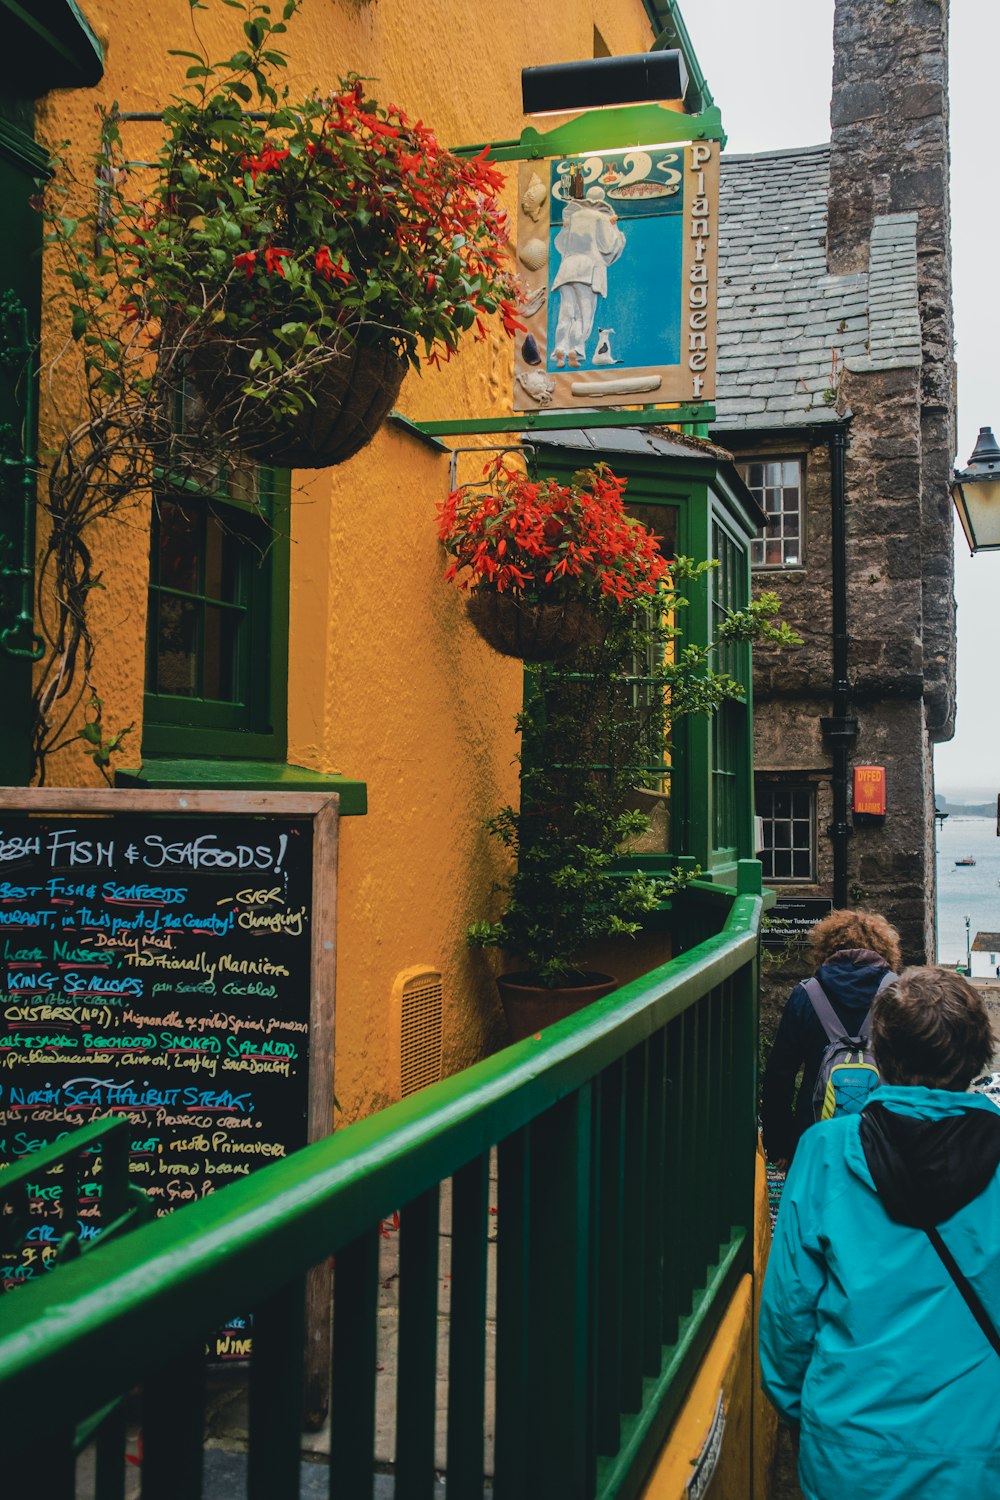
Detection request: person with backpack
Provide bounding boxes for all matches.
[761,909,901,1168]
[759,967,1000,1500]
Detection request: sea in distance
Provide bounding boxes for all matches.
[936,813,1000,974]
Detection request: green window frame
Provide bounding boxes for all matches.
[142,459,290,761]
[710,517,750,864]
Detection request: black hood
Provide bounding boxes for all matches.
[860,1101,1000,1228]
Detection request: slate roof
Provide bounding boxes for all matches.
[714,144,922,431]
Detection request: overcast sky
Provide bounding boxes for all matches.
[682,0,1000,800]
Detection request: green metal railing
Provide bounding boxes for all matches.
[0,868,763,1499]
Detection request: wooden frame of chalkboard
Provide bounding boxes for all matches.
[0,786,339,1417]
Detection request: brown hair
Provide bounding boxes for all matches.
[871,967,995,1091]
[807,908,902,972]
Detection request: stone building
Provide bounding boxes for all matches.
[711,0,955,990]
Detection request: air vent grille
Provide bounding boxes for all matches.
[400,971,443,1097]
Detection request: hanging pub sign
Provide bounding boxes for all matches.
[513,139,719,413]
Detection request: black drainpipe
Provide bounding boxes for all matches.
[820,422,857,909]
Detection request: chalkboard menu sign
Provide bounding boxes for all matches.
[0,789,339,1330]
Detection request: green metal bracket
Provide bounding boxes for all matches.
[410,403,716,439]
[452,104,725,164]
[0,293,44,663]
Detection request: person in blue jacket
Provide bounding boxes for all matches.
[760,966,1000,1500]
[761,908,901,1167]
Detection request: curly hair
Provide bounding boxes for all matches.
[807,908,902,972]
[872,967,995,1090]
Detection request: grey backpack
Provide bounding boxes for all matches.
[804,973,896,1121]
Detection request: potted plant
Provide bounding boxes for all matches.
[437,457,671,661]
[97,0,522,469]
[455,508,801,1040]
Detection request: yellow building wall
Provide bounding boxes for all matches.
[640,1142,777,1500]
[32,0,659,1121]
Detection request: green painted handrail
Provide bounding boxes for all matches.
[0,881,763,1495]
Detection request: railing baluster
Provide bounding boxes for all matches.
[595,1059,625,1456]
[446,1155,489,1499]
[662,1013,684,1349]
[680,1003,699,1309]
[620,1043,648,1413]
[7,1426,74,1498]
[248,1277,306,1498]
[142,1345,205,1500]
[495,1127,531,1500]
[396,1185,441,1500]
[524,1087,594,1498]
[643,1026,667,1377]
[94,1401,127,1500]
[330,1228,380,1499]
[707,987,724,1259]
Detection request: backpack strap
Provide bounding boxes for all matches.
[802,978,851,1044]
[803,971,898,1045]
[856,970,898,1044]
[925,1224,1000,1360]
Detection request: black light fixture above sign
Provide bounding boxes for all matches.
[951,425,1000,553]
[521,50,689,117]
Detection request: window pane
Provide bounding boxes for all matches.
[747,463,763,488]
[773,789,791,819]
[155,596,199,696]
[793,850,812,878]
[157,501,200,594]
[765,541,782,564]
[203,513,243,603]
[783,541,800,564]
[773,849,792,878]
[765,488,780,514]
[783,460,800,485]
[783,488,799,512]
[202,605,242,703]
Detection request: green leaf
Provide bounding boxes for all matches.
[78,723,102,745]
[249,348,264,370]
[70,306,87,341]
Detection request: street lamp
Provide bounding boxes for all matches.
[951,426,1000,553]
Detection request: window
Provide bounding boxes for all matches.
[741,458,803,568]
[143,390,290,759]
[757,784,815,882]
[711,522,750,857]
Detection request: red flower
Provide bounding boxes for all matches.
[314,245,351,284]
[437,459,668,608]
[233,250,257,280]
[263,246,291,277]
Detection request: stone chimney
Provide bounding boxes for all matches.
[828,0,956,741]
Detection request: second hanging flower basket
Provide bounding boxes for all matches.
[464,592,606,663]
[438,457,671,661]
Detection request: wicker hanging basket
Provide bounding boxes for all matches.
[186,329,409,470]
[465,591,606,662]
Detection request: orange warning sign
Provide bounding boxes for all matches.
[853,765,886,817]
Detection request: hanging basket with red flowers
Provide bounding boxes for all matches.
[437,457,671,661]
[106,1,521,469]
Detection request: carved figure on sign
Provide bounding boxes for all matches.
[550,187,626,369]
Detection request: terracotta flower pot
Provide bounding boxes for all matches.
[496,970,619,1043]
[466,592,606,662]
[186,328,409,470]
